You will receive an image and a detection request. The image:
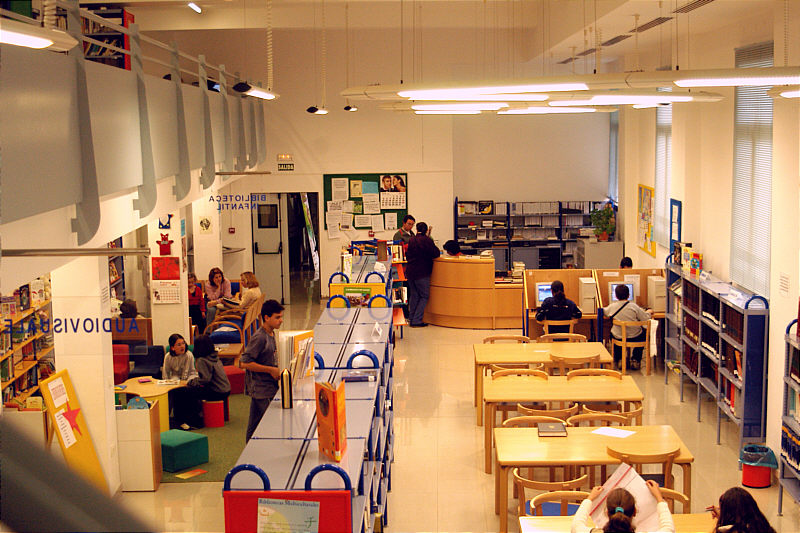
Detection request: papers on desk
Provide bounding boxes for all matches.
[156,379,180,386]
[215,343,231,349]
[591,426,635,438]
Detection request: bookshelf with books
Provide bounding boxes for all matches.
[108,237,125,301]
[665,263,769,449]
[81,6,134,70]
[453,198,605,273]
[1,277,55,405]
[389,243,408,317]
[778,320,800,514]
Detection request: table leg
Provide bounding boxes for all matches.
[474,363,479,407]
[153,393,169,433]
[681,464,692,511]
[485,403,495,474]
[477,368,484,426]
[498,465,509,532]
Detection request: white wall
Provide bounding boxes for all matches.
[453,113,611,202]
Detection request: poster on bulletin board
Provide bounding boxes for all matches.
[638,184,656,257]
[323,173,408,233]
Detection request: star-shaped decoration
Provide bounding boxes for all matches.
[62,402,82,436]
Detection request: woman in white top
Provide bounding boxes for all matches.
[222,271,262,311]
[571,481,675,533]
[163,333,198,381]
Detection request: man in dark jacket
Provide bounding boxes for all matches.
[405,222,440,327]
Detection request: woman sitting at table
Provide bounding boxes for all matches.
[164,334,201,430]
[204,267,232,328]
[571,481,675,533]
[709,487,775,533]
[222,271,262,311]
[535,279,582,333]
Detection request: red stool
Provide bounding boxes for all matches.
[224,365,245,394]
[112,344,129,385]
[202,400,225,427]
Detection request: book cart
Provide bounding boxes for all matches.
[664,261,769,448]
[778,320,800,514]
[223,304,395,533]
[328,255,393,309]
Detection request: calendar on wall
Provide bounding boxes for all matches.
[152,280,181,304]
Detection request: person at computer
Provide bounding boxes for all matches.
[603,283,653,370]
[535,280,582,333]
[620,256,633,268]
[443,240,462,257]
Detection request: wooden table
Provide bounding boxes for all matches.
[483,375,644,473]
[215,343,244,365]
[495,425,693,533]
[519,513,713,533]
[120,377,187,432]
[474,342,614,425]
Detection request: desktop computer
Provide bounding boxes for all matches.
[647,275,666,312]
[578,277,597,314]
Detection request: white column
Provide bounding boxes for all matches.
[192,190,223,283]
[50,256,121,495]
[148,214,190,346]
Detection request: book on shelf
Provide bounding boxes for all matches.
[494,202,507,215]
[315,380,347,462]
[478,201,494,215]
[18,285,30,311]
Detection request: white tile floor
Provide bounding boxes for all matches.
[115,320,800,532]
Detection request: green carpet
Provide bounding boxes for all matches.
[161,393,249,483]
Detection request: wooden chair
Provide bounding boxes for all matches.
[490,363,544,373]
[490,368,548,422]
[583,401,643,425]
[502,415,564,428]
[529,490,590,517]
[512,470,588,517]
[566,368,621,380]
[483,335,531,344]
[540,319,577,334]
[568,413,628,485]
[606,446,681,489]
[611,319,652,375]
[659,487,691,514]
[549,354,599,376]
[516,403,579,420]
[538,333,587,343]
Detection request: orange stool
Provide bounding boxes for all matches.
[224,365,245,394]
[202,400,225,427]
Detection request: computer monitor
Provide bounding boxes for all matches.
[535,282,553,307]
[610,282,635,302]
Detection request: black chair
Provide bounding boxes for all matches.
[128,345,165,379]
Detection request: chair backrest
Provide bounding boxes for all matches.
[491,369,548,380]
[658,487,691,514]
[550,353,599,375]
[566,369,622,380]
[512,470,588,517]
[605,446,681,489]
[516,402,579,420]
[483,335,531,344]
[611,319,651,347]
[582,401,643,425]
[490,363,544,373]
[541,319,576,334]
[502,415,564,428]
[567,413,628,427]
[537,333,586,343]
[530,490,591,517]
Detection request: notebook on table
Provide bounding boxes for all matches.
[537,421,567,437]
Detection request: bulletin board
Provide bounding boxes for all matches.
[637,184,656,257]
[323,173,408,232]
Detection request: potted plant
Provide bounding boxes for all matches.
[590,207,616,241]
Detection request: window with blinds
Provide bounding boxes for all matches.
[730,41,773,297]
[654,103,672,247]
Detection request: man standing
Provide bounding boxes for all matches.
[240,299,284,442]
[392,214,415,244]
[405,222,440,327]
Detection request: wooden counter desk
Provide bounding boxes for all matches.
[496,425,694,533]
[473,341,614,425]
[423,256,522,329]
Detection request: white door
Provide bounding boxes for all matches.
[252,194,287,304]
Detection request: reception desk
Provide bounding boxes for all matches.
[423,256,522,329]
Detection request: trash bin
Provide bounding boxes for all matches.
[739,444,778,488]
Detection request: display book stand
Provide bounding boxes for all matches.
[328,253,393,309]
[1,283,54,404]
[454,198,604,270]
[663,261,768,447]
[778,320,800,514]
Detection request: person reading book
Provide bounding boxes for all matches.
[571,481,674,533]
[535,279,582,333]
[709,487,775,533]
[240,299,284,442]
[204,267,232,328]
[222,271,261,311]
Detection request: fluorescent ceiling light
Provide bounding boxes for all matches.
[414,110,481,115]
[0,17,78,51]
[632,104,661,109]
[550,94,693,106]
[675,75,800,87]
[399,83,587,100]
[780,89,800,98]
[407,94,548,102]
[412,103,508,111]
[314,108,329,115]
[188,2,202,13]
[498,107,597,114]
[232,82,277,100]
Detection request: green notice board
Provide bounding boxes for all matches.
[323,173,408,231]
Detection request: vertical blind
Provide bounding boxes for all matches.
[730,41,773,297]
[654,103,672,247]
